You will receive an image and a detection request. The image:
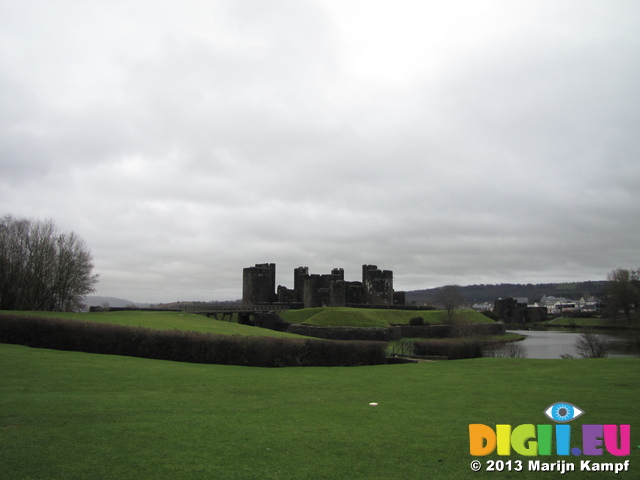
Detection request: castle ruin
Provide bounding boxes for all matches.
[242,263,405,308]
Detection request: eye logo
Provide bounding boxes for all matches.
[544,402,584,423]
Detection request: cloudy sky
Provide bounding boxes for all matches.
[1,1,639,303]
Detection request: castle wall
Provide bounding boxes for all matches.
[345,282,364,304]
[393,291,406,306]
[329,280,345,307]
[277,285,298,303]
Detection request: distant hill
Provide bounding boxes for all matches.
[82,298,243,312]
[405,281,608,306]
[155,300,243,310]
[83,296,144,309]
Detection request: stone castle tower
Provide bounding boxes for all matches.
[242,263,276,305]
[362,264,394,306]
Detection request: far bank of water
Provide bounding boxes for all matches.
[501,329,640,359]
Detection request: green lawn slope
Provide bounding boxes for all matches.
[280,307,491,327]
[2,310,308,338]
[1,343,638,479]
[543,317,640,329]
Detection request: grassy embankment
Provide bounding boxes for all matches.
[4,308,516,361]
[280,307,490,327]
[5,307,494,331]
[1,342,639,480]
[2,310,308,338]
[279,307,519,357]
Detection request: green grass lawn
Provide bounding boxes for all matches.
[1,343,638,479]
[2,310,309,338]
[545,317,640,329]
[280,307,490,327]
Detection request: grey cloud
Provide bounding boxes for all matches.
[1,1,638,302]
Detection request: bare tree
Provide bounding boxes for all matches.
[575,331,611,358]
[606,268,639,321]
[501,342,528,358]
[485,342,528,358]
[435,284,464,324]
[0,215,99,311]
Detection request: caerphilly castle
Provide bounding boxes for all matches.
[242,263,406,308]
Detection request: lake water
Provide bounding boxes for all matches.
[496,329,640,359]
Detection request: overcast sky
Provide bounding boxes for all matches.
[1,1,639,303]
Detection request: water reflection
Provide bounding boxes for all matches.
[494,330,640,359]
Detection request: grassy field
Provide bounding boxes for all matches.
[1,343,638,480]
[2,310,309,338]
[280,307,490,327]
[544,317,640,329]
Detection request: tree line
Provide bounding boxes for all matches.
[606,267,640,321]
[0,215,99,311]
[406,281,608,305]
[425,268,639,322]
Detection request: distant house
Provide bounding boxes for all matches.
[535,295,603,314]
[536,295,569,314]
[472,302,493,312]
[578,297,604,312]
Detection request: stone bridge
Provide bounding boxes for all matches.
[180,304,291,321]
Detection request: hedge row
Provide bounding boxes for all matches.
[0,314,388,367]
[412,338,485,360]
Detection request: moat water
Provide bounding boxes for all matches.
[494,329,640,359]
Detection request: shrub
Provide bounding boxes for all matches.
[409,317,425,326]
[480,310,499,321]
[574,331,611,358]
[451,321,504,338]
[412,337,484,359]
[485,342,528,358]
[0,314,388,367]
